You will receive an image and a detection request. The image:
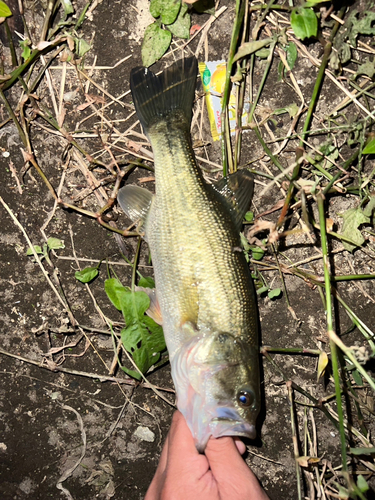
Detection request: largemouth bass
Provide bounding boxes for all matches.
[118,57,260,451]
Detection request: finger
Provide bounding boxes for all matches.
[167,411,200,461]
[234,437,246,455]
[205,437,269,499]
[156,427,170,472]
[144,431,170,500]
[165,411,209,477]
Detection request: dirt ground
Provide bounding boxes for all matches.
[0,1,375,499]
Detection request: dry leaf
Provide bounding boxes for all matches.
[58,106,66,128]
[67,36,75,51]
[317,351,329,381]
[86,93,106,105]
[76,101,91,111]
[297,456,321,468]
[326,218,334,232]
[20,148,34,163]
[36,41,53,50]
[127,140,143,153]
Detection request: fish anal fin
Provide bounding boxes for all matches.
[212,169,254,230]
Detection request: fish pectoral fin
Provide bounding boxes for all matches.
[117,185,153,229]
[212,169,254,230]
[135,286,163,325]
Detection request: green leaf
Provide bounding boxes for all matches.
[363,196,375,219]
[119,288,166,379]
[256,285,269,296]
[305,0,330,5]
[47,237,65,250]
[354,58,375,79]
[274,102,299,118]
[104,278,128,311]
[268,288,282,299]
[329,51,340,72]
[119,290,150,325]
[138,276,156,288]
[251,246,265,261]
[132,336,155,373]
[340,207,369,252]
[245,211,254,222]
[337,485,349,499]
[349,447,375,456]
[61,0,74,15]
[75,37,91,58]
[286,42,298,70]
[121,365,142,380]
[240,232,251,252]
[167,2,190,39]
[75,267,99,283]
[349,11,375,47]
[19,40,31,61]
[363,137,375,154]
[255,48,270,59]
[150,0,181,25]
[314,141,339,167]
[0,1,12,17]
[356,475,370,493]
[277,60,285,82]
[290,8,318,40]
[338,42,351,65]
[351,368,363,386]
[142,22,172,67]
[121,323,144,353]
[143,316,166,352]
[233,38,273,63]
[26,245,43,255]
[193,0,215,15]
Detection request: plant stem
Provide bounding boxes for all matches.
[317,192,348,479]
[323,149,360,195]
[131,237,142,292]
[286,382,303,500]
[277,9,346,228]
[221,0,246,175]
[0,89,26,145]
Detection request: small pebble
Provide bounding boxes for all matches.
[63,91,77,102]
[134,426,155,442]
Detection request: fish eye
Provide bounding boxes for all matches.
[237,389,255,408]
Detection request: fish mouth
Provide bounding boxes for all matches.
[193,407,257,452]
[194,413,256,453]
[210,417,256,440]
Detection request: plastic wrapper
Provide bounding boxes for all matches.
[199,60,250,141]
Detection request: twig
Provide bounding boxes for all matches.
[0,196,76,325]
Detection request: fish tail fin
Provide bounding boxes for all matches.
[130,56,198,135]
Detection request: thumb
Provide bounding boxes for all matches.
[205,437,269,499]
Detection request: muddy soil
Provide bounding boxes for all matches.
[1,1,375,499]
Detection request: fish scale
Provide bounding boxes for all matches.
[118,56,260,450]
[149,123,250,348]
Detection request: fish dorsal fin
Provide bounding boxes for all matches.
[117,185,153,227]
[130,57,198,136]
[212,170,254,230]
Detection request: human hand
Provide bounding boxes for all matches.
[145,411,269,500]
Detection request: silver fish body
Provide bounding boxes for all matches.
[118,57,260,451]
